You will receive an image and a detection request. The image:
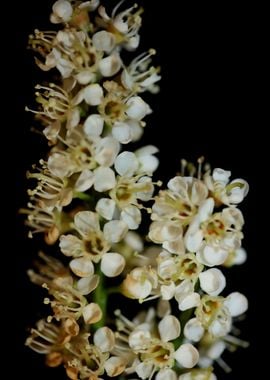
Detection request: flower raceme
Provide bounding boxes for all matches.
[23,1,249,379]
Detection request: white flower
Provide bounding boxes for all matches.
[121,50,161,93]
[59,211,109,262]
[196,295,232,338]
[98,3,142,51]
[204,168,249,206]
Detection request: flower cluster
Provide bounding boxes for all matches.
[24,1,249,379]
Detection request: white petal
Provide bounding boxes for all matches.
[121,206,141,230]
[199,268,226,296]
[135,145,159,157]
[94,167,116,192]
[198,198,215,222]
[129,330,151,350]
[136,362,154,379]
[75,70,94,85]
[99,54,122,77]
[224,292,248,316]
[70,256,94,277]
[158,315,181,342]
[124,34,140,51]
[167,176,188,194]
[160,282,176,300]
[94,327,115,352]
[96,198,116,220]
[174,343,199,368]
[207,341,226,359]
[74,169,94,192]
[77,275,99,295]
[67,108,80,129]
[135,146,159,174]
[209,318,231,338]
[114,151,139,177]
[185,221,203,252]
[234,247,247,265]
[155,369,177,380]
[95,137,120,167]
[197,245,228,267]
[178,292,201,311]
[82,303,102,324]
[103,220,128,243]
[104,356,125,377]
[213,168,231,184]
[184,318,204,342]
[84,83,103,105]
[136,176,154,201]
[92,31,116,52]
[126,96,151,120]
[84,114,104,137]
[124,231,143,252]
[48,152,73,178]
[52,0,73,22]
[163,237,185,255]
[101,252,125,277]
[129,120,143,141]
[123,275,152,300]
[227,179,249,204]
[112,122,132,144]
[74,210,99,235]
[59,235,81,257]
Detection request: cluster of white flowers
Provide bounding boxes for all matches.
[24,1,249,379]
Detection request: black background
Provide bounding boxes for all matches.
[4,0,267,378]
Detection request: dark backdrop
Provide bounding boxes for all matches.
[5,0,267,378]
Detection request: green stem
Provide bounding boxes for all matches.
[92,265,107,331]
[73,192,92,202]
